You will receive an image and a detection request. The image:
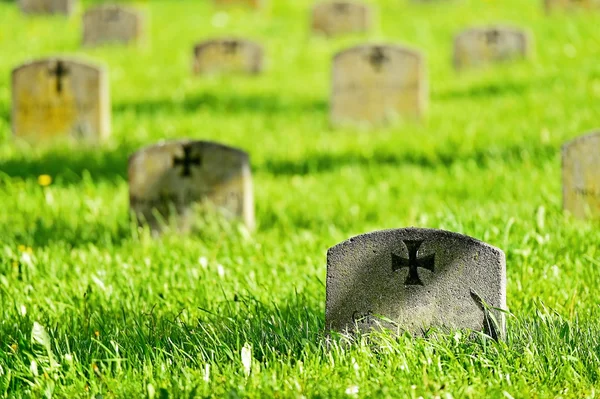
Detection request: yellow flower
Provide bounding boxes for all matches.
[17,245,25,252]
[38,175,52,187]
[94,331,100,338]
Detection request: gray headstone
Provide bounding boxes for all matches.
[562,131,600,219]
[330,44,428,127]
[18,0,75,15]
[128,140,255,233]
[453,26,532,70]
[311,1,374,37]
[193,38,264,75]
[326,228,506,338]
[11,57,111,141]
[545,0,600,12]
[82,4,146,47]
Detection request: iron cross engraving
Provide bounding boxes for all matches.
[48,61,70,94]
[333,2,350,13]
[368,47,389,72]
[173,145,201,178]
[485,29,501,45]
[392,240,435,286]
[223,40,240,54]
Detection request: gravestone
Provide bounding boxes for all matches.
[544,0,600,12]
[312,1,374,37]
[214,0,264,9]
[330,44,427,127]
[453,26,532,70]
[18,0,75,15]
[326,228,506,338]
[562,131,600,219]
[128,140,255,233]
[12,57,111,141]
[82,5,145,47]
[193,38,264,75]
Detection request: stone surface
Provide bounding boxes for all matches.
[312,1,374,37]
[82,4,145,47]
[453,26,531,70]
[12,57,110,141]
[330,44,427,127]
[326,228,506,338]
[545,0,600,12]
[562,131,600,219]
[128,140,254,233]
[193,38,264,75]
[18,0,75,15]
[214,0,264,9]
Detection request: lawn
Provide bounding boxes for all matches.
[1,0,600,397]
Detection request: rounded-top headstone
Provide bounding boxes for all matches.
[82,4,146,47]
[311,1,374,37]
[11,57,111,141]
[193,38,264,75]
[18,0,76,15]
[562,131,600,219]
[453,25,532,70]
[128,140,255,233]
[326,227,506,338]
[330,44,427,127]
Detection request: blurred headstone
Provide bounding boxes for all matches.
[129,140,255,233]
[214,0,264,9]
[545,0,600,12]
[312,1,374,37]
[18,0,75,15]
[453,26,532,70]
[82,4,145,47]
[193,38,264,75]
[326,227,506,338]
[330,44,427,127]
[12,57,110,141]
[562,131,600,219]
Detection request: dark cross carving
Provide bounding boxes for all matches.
[485,29,501,45]
[368,46,389,72]
[173,145,201,178]
[223,40,240,54]
[333,2,350,13]
[105,8,120,22]
[392,240,435,286]
[48,61,69,94]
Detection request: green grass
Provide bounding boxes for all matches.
[1,0,600,397]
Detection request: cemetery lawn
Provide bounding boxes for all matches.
[1,0,600,397]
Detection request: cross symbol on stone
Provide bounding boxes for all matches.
[333,2,350,13]
[173,144,201,178]
[368,47,389,72]
[223,40,240,54]
[485,29,501,45]
[392,240,435,286]
[105,8,120,22]
[48,61,69,94]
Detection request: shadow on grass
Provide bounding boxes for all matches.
[114,92,328,116]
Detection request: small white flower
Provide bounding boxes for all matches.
[199,257,208,269]
[345,385,359,395]
[19,305,26,316]
[64,353,73,363]
[217,264,225,277]
[241,343,252,377]
[204,364,210,382]
[30,360,38,377]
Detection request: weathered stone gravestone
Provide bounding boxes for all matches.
[545,0,600,12]
[330,44,427,127]
[129,140,255,233]
[562,132,600,219]
[18,0,75,15]
[312,1,374,37]
[453,26,532,70]
[193,39,264,75]
[214,0,264,9]
[12,57,111,141]
[82,5,145,47]
[326,228,506,338]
